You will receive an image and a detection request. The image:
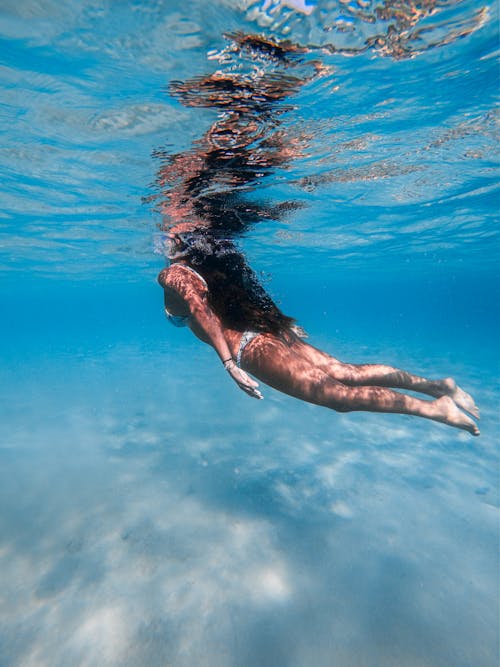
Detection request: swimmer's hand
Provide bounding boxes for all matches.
[223,359,263,400]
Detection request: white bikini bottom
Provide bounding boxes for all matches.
[236,331,260,368]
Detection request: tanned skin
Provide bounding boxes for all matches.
[158,263,480,436]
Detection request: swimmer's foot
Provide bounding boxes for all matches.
[433,396,480,436]
[442,378,480,420]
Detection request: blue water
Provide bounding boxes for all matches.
[1,2,498,666]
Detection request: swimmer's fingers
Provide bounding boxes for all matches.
[232,369,263,400]
[239,383,264,400]
[224,361,263,400]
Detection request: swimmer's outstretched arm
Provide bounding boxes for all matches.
[159,267,262,399]
[189,297,263,399]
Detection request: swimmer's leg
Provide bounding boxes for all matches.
[295,342,480,419]
[317,386,480,437]
[243,337,480,435]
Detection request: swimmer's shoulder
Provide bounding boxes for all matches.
[158,264,208,295]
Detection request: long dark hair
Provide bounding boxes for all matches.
[157,33,314,341]
[174,233,296,340]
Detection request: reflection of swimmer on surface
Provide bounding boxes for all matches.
[154,32,480,435]
[158,232,479,436]
[154,34,315,236]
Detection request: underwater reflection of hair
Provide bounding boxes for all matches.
[156,42,313,234]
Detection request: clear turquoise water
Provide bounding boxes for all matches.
[0,2,498,666]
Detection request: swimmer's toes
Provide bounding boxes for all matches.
[459,414,480,437]
[469,405,480,421]
[435,396,480,436]
[464,419,480,436]
[443,379,480,420]
[454,389,480,420]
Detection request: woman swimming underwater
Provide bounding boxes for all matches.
[158,233,479,436]
[155,33,479,436]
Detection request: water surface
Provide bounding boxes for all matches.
[0,1,498,666]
